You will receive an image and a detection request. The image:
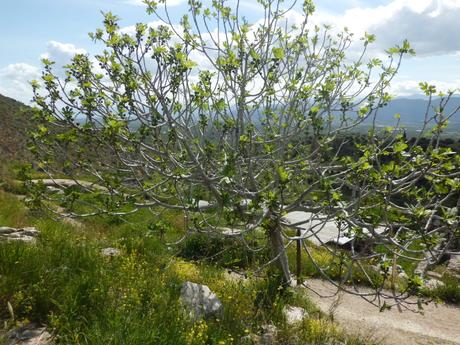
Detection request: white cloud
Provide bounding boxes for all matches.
[40,41,87,67]
[275,0,460,96]
[0,63,40,104]
[310,0,460,56]
[0,41,87,103]
[115,1,460,97]
[5,1,459,104]
[390,78,460,96]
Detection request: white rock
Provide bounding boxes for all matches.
[447,254,460,273]
[9,236,36,243]
[5,324,52,345]
[221,227,242,237]
[100,247,121,257]
[414,260,429,276]
[424,278,445,290]
[0,227,16,235]
[386,265,408,280]
[180,281,222,319]
[426,271,443,280]
[46,186,64,194]
[260,324,278,345]
[0,227,39,243]
[240,325,278,345]
[283,305,309,325]
[197,200,211,209]
[240,333,262,344]
[21,227,40,236]
[398,271,409,280]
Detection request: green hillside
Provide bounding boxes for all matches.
[0,93,31,162]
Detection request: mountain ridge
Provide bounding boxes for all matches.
[0,93,31,162]
[373,96,460,126]
[1,93,460,153]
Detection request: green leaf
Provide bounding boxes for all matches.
[361,162,372,170]
[278,167,289,184]
[363,32,376,45]
[184,59,197,69]
[358,106,369,117]
[249,49,260,61]
[332,191,342,201]
[239,135,249,144]
[272,47,285,60]
[393,142,408,153]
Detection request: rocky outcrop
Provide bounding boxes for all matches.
[4,324,52,345]
[30,179,107,192]
[414,259,430,277]
[241,325,278,345]
[424,278,445,290]
[0,227,39,242]
[283,305,309,325]
[100,247,121,257]
[259,324,278,345]
[447,254,460,273]
[180,281,222,320]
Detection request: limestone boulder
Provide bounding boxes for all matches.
[424,278,445,290]
[283,305,309,325]
[414,259,429,276]
[180,281,222,319]
[447,254,460,273]
[4,324,52,345]
[259,324,278,345]
[100,247,121,257]
[0,227,39,243]
[240,324,278,345]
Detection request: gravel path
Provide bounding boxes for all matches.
[303,278,460,345]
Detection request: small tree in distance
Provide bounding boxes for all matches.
[29,0,460,309]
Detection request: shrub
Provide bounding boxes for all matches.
[179,233,270,269]
[423,274,460,305]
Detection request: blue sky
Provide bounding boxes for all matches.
[1,0,460,103]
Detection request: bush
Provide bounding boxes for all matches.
[423,274,460,305]
[179,232,270,269]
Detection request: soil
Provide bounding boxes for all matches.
[302,278,460,345]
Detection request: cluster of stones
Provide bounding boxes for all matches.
[414,252,460,289]
[3,324,52,345]
[0,226,51,344]
[179,281,309,345]
[447,254,460,274]
[0,227,39,242]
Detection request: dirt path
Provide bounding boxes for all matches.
[302,279,460,345]
[13,193,84,229]
[30,179,107,191]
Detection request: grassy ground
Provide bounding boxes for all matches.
[0,188,379,345]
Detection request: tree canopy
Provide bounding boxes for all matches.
[28,0,460,309]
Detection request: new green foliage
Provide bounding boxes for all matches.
[27,0,460,308]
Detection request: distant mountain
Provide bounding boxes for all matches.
[371,97,460,127]
[1,93,460,164]
[0,93,32,162]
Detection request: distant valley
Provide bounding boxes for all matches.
[357,96,460,137]
[1,93,460,159]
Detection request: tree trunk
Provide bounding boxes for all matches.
[268,223,292,285]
